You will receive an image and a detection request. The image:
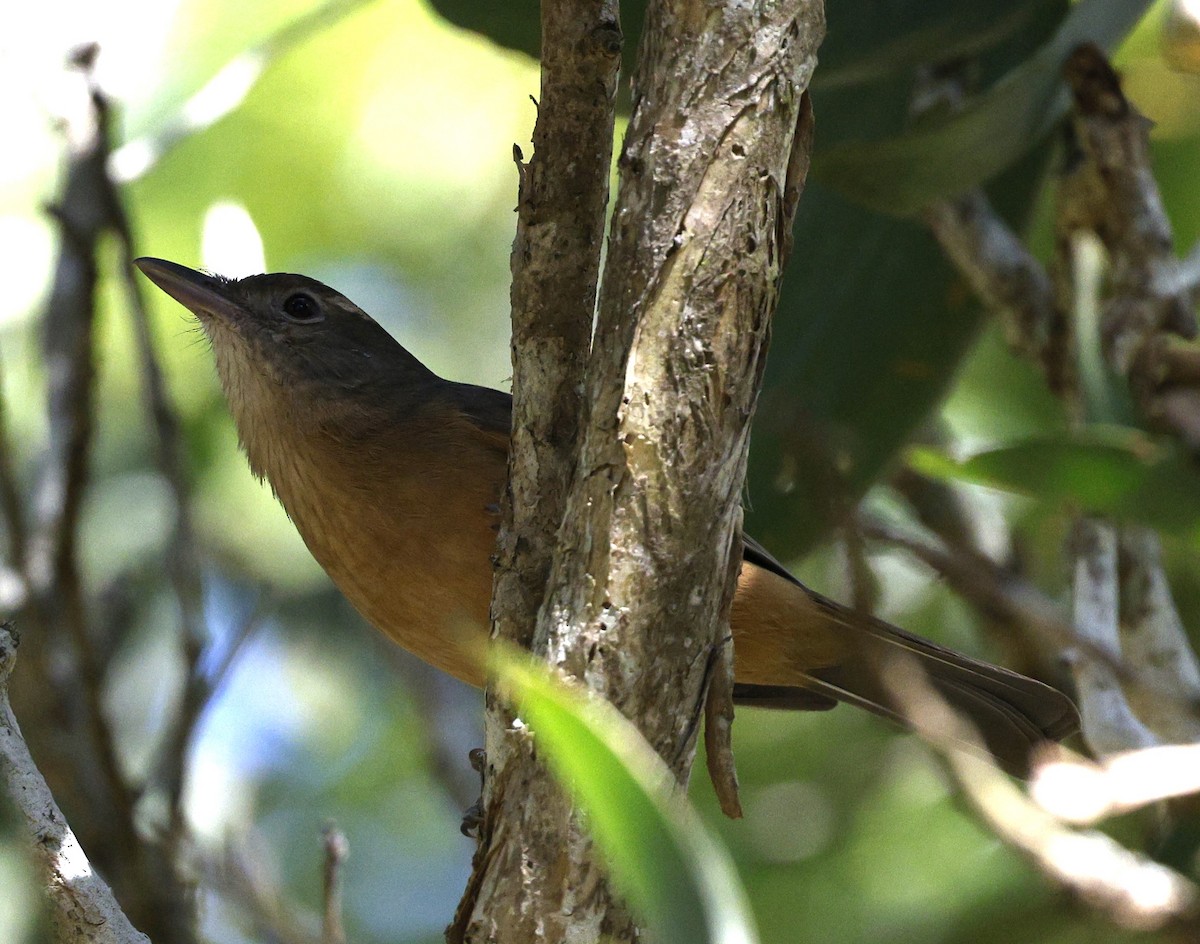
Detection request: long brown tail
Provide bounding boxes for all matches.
[735,540,1080,777]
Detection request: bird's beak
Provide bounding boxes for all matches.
[134,257,243,323]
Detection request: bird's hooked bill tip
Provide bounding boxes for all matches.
[134,257,238,321]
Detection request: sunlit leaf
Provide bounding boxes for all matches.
[493,650,758,944]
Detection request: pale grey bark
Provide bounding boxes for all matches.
[0,624,151,944]
[463,1,824,941]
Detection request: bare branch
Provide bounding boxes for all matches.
[18,47,144,891]
[924,193,1067,390]
[879,648,1199,933]
[11,48,200,943]
[1060,44,1200,446]
[859,513,1197,723]
[1032,742,1200,825]
[203,838,322,944]
[1116,529,1200,742]
[0,623,151,943]
[0,357,27,584]
[469,2,824,939]
[151,592,265,841]
[464,1,622,935]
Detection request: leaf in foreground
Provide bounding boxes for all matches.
[493,651,758,944]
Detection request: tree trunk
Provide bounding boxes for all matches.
[454,1,824,942]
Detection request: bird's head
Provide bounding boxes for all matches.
[134,257,431,396]
[135,257,436,480]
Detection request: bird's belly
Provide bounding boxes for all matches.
[284,473,496,686]
[284,457,836,692]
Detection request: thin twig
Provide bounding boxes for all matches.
[878,646,1199,933]
[114,208,212,854]
[859,513,1200,724]
[204,837,322,944]
[0,356,27,579]
[321,823,349,944]
[152,592,266,838]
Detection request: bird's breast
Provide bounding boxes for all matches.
[265,419,502,686]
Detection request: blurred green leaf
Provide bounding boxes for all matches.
[427,0,1061,99]
[815,0,1060,89]
[493,650,758,944]
[908,429,1200,539]
[743,1,1072,560]
[814,0,1154,215]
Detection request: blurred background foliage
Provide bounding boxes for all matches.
[1,0,1199,942]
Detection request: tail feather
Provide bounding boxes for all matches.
[758,598,1078,777]
[737,534,1079,777]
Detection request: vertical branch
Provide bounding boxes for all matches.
[320,824,348,944]
[1069,518,1157,755]
[456,1,620,936]
[1116,530,1200,742]
[116,224,209,849]
[495,4,622,651]
[1062,44,1200,444]
[465,1,824,941]
[0,358,28,582]
[17,47,144,893]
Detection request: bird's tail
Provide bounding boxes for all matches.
[738,591,1080,777]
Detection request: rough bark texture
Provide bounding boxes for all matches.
[493,2,622,655]
[461,1,824,941]
[450,4,622,939]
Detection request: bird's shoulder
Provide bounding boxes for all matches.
[432,381,512,455]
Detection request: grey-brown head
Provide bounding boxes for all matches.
[135,257,441,483]
[134,258,433,394]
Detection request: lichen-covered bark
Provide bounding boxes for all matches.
[463,2,824,942]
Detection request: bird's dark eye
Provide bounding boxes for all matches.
[282,293,323,323]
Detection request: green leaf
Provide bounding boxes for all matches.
[742,3,1070,560]
[908,430,1200,539]
[815,0,1061,89]
[814,0,1155,215]
[426,0,1060,100]
[492,650,759,944]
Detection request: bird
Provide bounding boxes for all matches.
[135,256,1079,775]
